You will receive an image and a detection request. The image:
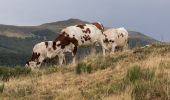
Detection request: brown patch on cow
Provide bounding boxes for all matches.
[104,34,107,37]
[76,24,86,29]
[120,33,124,37]
[118,33,124,38]
[83,28,91,33]
[30,52,40,61]
[109,40,114,43]
[92,22,104,33]
[83,35,91,41]
[81,40,84,43]
[45,41,48,48]
[103,38,109,43]
[37,62,41,65]
[54,32,78,50]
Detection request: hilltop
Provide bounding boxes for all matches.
[0,43,169,99]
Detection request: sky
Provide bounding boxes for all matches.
[0,0,169,42]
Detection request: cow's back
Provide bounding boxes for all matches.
[61,23,103,47]
[104,28,128,46]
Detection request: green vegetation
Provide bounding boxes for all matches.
[0,66,31,81]
[75,62,92,74]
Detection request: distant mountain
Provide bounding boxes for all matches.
[0,18,159,66]
[128,31,159,48]
[40,18,88,27]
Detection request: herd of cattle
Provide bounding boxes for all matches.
[25,22,129,69]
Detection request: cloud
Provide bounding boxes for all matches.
[0,0,169,41]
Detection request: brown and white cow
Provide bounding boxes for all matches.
[25,41,65,69]
[103,27,129,53]
[47,22,106,64]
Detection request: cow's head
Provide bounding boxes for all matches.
[25,52,41,69]
[25,61,41,69]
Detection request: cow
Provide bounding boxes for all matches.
[25,41,66,69]
[102,27,129,53]
[47,22,106,64]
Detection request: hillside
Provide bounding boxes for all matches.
[0,18,159,66]
[0,44,169,99]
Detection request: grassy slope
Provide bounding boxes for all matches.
[0,46,169,99]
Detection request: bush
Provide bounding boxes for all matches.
[75,63,92,74]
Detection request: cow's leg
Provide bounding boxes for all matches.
[36,56,44,68]
[58,53,65,66]
[100,40,106,56]
[111,43,117,53]
[63,55,66,64]
[102,46,106,56]
[91,46,96,54]
[72,46,77,64]
[123,41,129,51]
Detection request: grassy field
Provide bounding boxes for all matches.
[0,44,170,100]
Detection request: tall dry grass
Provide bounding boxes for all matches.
[0,44,170,100]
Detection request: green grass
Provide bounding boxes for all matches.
[126,65,155,83]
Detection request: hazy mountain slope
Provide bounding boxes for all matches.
[0,18,159,66]
[128,31,159,48]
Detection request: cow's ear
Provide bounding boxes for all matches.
[26,61,29,65]
[52,41,57,50]
[25,61,29,67]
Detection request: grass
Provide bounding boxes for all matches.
[0,82,4,93]
[0,44,170,99]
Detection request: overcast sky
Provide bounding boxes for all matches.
[0,0,169,42]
